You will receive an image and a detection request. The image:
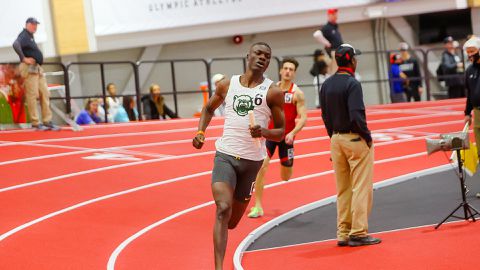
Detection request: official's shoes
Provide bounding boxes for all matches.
[337,239,349,247]
[476,192,480,198]
[32,124,49,131]
[348,235,381,247]
[247,207,264,218]
[44,122,61,131]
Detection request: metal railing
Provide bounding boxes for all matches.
[1,48,469,124]
[66,61,140,123]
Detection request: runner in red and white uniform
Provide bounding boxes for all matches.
[248,57,308,218]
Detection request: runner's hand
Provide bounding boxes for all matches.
[465,115,472,126]
[285,132,295,145]
[249,125,262,138]
[193,133,205,149]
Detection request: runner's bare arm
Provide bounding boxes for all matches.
[193,78,229,149]
[251,84,285,142]
[288,90,308,141]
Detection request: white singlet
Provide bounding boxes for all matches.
[215,75,273,161]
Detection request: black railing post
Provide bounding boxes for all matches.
[170,61,179,116]
[423,49,431,101]
[133,62,143,120]
[61,63,71,115]
[99,63,108,123]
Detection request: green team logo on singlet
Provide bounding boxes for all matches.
[233,95,254,116]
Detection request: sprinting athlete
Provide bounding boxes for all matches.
[248,57,307,218]
[192,42,285,270]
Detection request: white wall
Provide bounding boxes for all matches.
[70,19,397,118]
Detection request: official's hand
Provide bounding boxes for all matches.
[192,133,205,149]
[465,115,472,126]
[249,125,262,138]
[23,57,35,65]
[418,87,424,95]
[285,132,295,145]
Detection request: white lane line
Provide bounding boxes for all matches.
[0,119,461,193]
[106,151,437,270]
[241,212,464,254]
[232,164,454,270]
[0,108,456,147]
[0,171,212,243]
[0,151,216,193]
[0,113,461,167]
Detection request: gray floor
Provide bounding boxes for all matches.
[248,167,480,251]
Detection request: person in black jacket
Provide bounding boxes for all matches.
[321,44,381,247]
[463,36,480,198]
[141,84,178,120]
[399,42,423,102]
[440,36,465,98]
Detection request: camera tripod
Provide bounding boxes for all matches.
[435,149,480,229]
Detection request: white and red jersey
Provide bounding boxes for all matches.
[269,82,298,134]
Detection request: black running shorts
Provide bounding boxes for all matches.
[211,151,263,202]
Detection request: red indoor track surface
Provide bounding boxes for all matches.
[0,99,473,270]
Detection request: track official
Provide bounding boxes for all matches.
[320,44,381,247]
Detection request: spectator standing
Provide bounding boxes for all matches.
[12,17,59,130]
[462,36,480,198]
[314,9,344,74]
[310,49,330,108]
[440,36,465,98]
[389,54,407,103]
[399,42,423,102]
[141,84,178,120]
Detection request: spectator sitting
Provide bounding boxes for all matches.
[105,83,121,122]
[114,96,138,122]
[141,84,178,120]
[76,98,101,125]
[96,98,106,123]
[389,53,407,103]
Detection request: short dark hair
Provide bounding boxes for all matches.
[250,42,271,51]
[281,57,299,70]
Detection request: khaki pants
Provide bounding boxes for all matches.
[474,109,480,156]
[19,63,52,125]
[330,133,374,240]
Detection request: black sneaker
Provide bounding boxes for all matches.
[44,122,61,131]
[348,235,381,247]
[32,124,49,131]
[337,239,349,247]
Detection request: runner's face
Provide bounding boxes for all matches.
[280,62,296,81]
[248,45,271,73]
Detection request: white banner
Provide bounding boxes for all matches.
[92,0,380,36]
[0,1,47,48]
